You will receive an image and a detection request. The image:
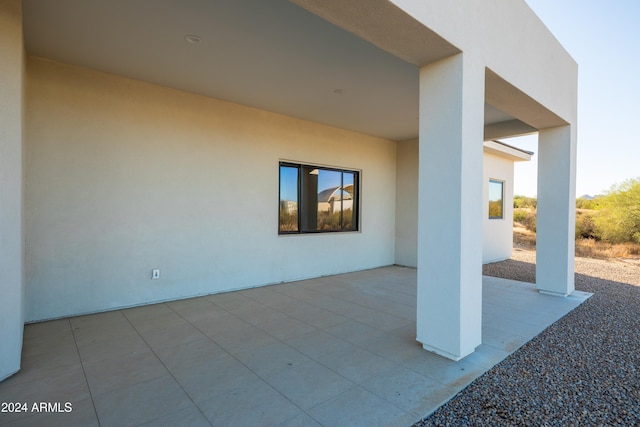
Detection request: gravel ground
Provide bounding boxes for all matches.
[414,248,640,426]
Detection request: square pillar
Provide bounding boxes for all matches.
[416,53,484,361]
[536,125,576,296]
[0,0,25,381]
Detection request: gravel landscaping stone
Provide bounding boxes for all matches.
[414,248,640,426]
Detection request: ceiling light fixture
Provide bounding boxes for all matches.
[184,35,202,44]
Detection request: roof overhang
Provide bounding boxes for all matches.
[483,140,533,162]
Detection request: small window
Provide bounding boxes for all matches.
[279,162,359,233]
[489,179,504,219]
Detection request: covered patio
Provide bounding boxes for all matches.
[2,0,580,386]
[0,266,589,426]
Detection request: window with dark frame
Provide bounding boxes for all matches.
[279,162,359,233]
[488,179,504,219]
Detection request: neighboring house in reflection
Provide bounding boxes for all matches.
[317,185,355,214]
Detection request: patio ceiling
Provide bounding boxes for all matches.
[23,0,525,141]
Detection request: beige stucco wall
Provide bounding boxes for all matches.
[0,0,24,381]
[25,57,397,322]
[483,153,515,263]
[389,0,577,125]
[394,140,517,267]
[395,139,418,267]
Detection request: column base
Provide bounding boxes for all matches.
[538,289,570,297]
[420,342,474,361]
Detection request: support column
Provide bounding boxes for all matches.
[536,125,576,296]
[0,0,25,381]
[416,53,484,361]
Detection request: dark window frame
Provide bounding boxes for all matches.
[279,161,360,234]
[488,179,505,220]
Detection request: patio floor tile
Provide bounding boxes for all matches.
[234,341,313,377]
[405,352,488,389]
[169,353,260,403]
[76,333,150,365]
[138,321,207,351]
[199,379,301,427]
[316,346,396,384]
[153,338,224,370]
[122,309,187,333]
[284,329,352,359]
[274,413,322,427]
[362,366,456,418]
[0,266,590,426]
[84,351,168,396]
[263,360,355,410]
[322,319,385,345]
[209,323,279,354]
[137,406,210,427]
[93,375,193,427]
[307,386,415,427]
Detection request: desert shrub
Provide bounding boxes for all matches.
[575,238,640,259]
[317,208,353,230]
[513,195,537,209]
[575,209,597,240]
[513,208,529,224]
[514,208,536,232]
[279,210,298,232]
[576,197,597,210]
[592,178,640,244]
[489,199,503,218]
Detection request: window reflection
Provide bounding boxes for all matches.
[279,163,359,233]
[489,179,504,219]
[279,166,299,232]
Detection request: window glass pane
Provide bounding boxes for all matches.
[279,162,359,234]
[279,165,299,232]
[300,165,319,232]
[489,180,504,219]
[342,172,356,230]
[317,169,343,231]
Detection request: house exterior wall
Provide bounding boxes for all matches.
[483,153,515,263]
[394,140,517,267]
[389,0,577,124]
[25,57,397,322]
[394,139,419,267]
[0,0,24,382]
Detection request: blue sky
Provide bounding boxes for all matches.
[513,1,640,197]
[280,166,353,202]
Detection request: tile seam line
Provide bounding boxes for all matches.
[120,305,214,427]
[68,316,102,426]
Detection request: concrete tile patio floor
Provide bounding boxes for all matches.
[0,266,590,427]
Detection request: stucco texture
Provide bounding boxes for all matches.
[0,0,24,381]
[25,57,397,322]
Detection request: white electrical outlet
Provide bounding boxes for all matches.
[152,269,160,279]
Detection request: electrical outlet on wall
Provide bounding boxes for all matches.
[152,269,160,279]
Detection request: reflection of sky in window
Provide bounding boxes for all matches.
[280,166,357,201]
[280,166,298,201]
[318,170,341,192]
[489,180,503,201]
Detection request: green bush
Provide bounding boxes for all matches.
[513,195,537,209]
[575,210,597,240]
[514,208,536,232]
[513,208,529,224]
[511,179,640,245]
[592,178,640,244]
[576,197,597,210]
